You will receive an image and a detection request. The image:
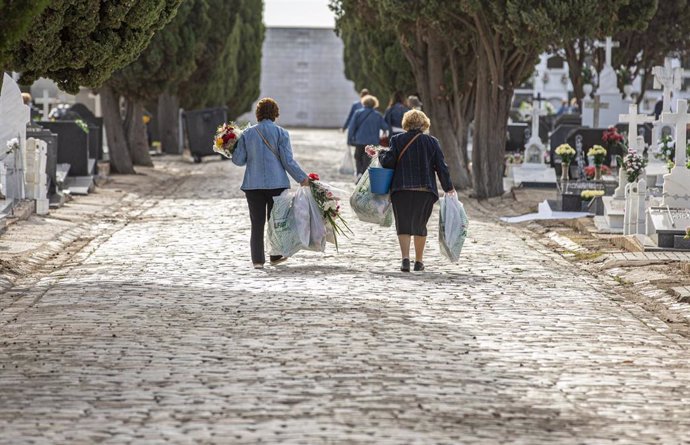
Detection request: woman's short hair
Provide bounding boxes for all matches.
[255,97,280,121]
[402,109,431,132]
[361,95,379,108]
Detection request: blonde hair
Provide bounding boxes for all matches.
[361,95,379,109]
[402,109,431,132]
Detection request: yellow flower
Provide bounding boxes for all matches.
[556,143,576,156]
[215,138,224,147]
[587,145,607,157]
[580,190,605,199]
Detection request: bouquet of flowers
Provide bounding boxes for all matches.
[587,145,608,166]
[365,144,387,158]
[307,173,352,251]
[582,65,596,86]
[656,135,675,162]
[555,143,576,164]
[580,190,605,201]
[584,165,611,180]
[213,122,246,158]
[602,126,626,154]
[620,149,646,183]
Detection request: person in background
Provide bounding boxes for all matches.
[21,93,41,121]
[569,97,580,114]
[232,98,310,269]
[342,88,370,132]
[348,95,389,178]
[407,95,423,111]
[379,109,455,272]
[556,99,570,116]
[384,91,410,138]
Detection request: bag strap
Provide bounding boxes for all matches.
[397,133,422,163]
[255,127,281,162]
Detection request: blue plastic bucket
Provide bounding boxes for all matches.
[369,167,394,194]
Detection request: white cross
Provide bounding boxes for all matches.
[653,58,682,114]
[584,96,609,128]
[34,90,57,121]
[619,104,655,151]
[661,99,689,167]
[594,37,620,68]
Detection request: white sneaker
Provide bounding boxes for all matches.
[253,263,264,269]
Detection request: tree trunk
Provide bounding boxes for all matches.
[399,26,472,189]
[125,100,154,167]
[472,55,512,199]
[565,41,586,110]
[101,85,135,174]
[158,92,181,154]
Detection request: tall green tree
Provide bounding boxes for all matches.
[5,0,183,94]
[556,1,658,108]
[0,0,50,69]
[105,0,213,171]
[334,0,659,198]
[337,15,416,106]
[612,0,690,103]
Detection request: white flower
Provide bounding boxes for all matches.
[6,138,19,150]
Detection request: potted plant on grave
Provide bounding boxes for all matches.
[656,135,675,172]
[602,127,626,164]
[555,144,577,181]
[581,189,605,214]
[584,165,611,180]
[616,66,633,100]
[587,145,608,180]
[620,149,646,183]
[582,65,596,98]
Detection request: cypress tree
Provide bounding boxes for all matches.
[0,0,50,69]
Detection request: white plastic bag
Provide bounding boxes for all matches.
[439,194,469,263]
[339,144,355,175]
[349,158,393,227]
[267,190,302,258]
[293,187,327,252]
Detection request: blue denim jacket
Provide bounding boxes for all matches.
[232,120,308,191]
[384,103,409,132]
[343,100,363,130]
[379,130,454,197]
[347,106,389,146]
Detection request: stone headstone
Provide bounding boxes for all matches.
[67,103,104,160]
[25,138,49,215]
[0,73,30,204]
[184,107,227,160]
[26,124,61,204]
[506,123,528,152]
[38,121,93,177]
[619,104,655,152]
[648,207,690,248]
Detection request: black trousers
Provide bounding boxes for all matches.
[245,188,286,264]
[354,144,372,175]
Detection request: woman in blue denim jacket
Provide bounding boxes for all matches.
[379,109,455,272]
[232,98,310,269]
[347,95,390,177]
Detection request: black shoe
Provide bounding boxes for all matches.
[400,258,410,272]
[270,256,288,266]
[414,261,425,271]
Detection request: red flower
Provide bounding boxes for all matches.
[308,173,320,181]
[228,133,236,139]
[222,134,231,143]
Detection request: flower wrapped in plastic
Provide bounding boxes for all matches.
[349,157,393,227]
[213,122,247,158]
[307,173,351,251]
[439,194,469,263]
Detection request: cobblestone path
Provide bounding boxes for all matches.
[2,130,690,444]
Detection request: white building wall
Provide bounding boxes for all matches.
[240,27,358,128]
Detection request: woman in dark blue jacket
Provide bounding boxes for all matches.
[383,91,409,138]
[379,110,455,272]
[347,95,389,177]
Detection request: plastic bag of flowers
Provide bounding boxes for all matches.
[292,187,327,252]
[349,158,394,227]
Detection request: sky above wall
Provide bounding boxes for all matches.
[264,0,336,28]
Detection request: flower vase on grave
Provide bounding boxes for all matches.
[595,165,602,181]
[583,84,593,99]
[561,163,570,181]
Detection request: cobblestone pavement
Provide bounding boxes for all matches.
[2,129,690,444]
